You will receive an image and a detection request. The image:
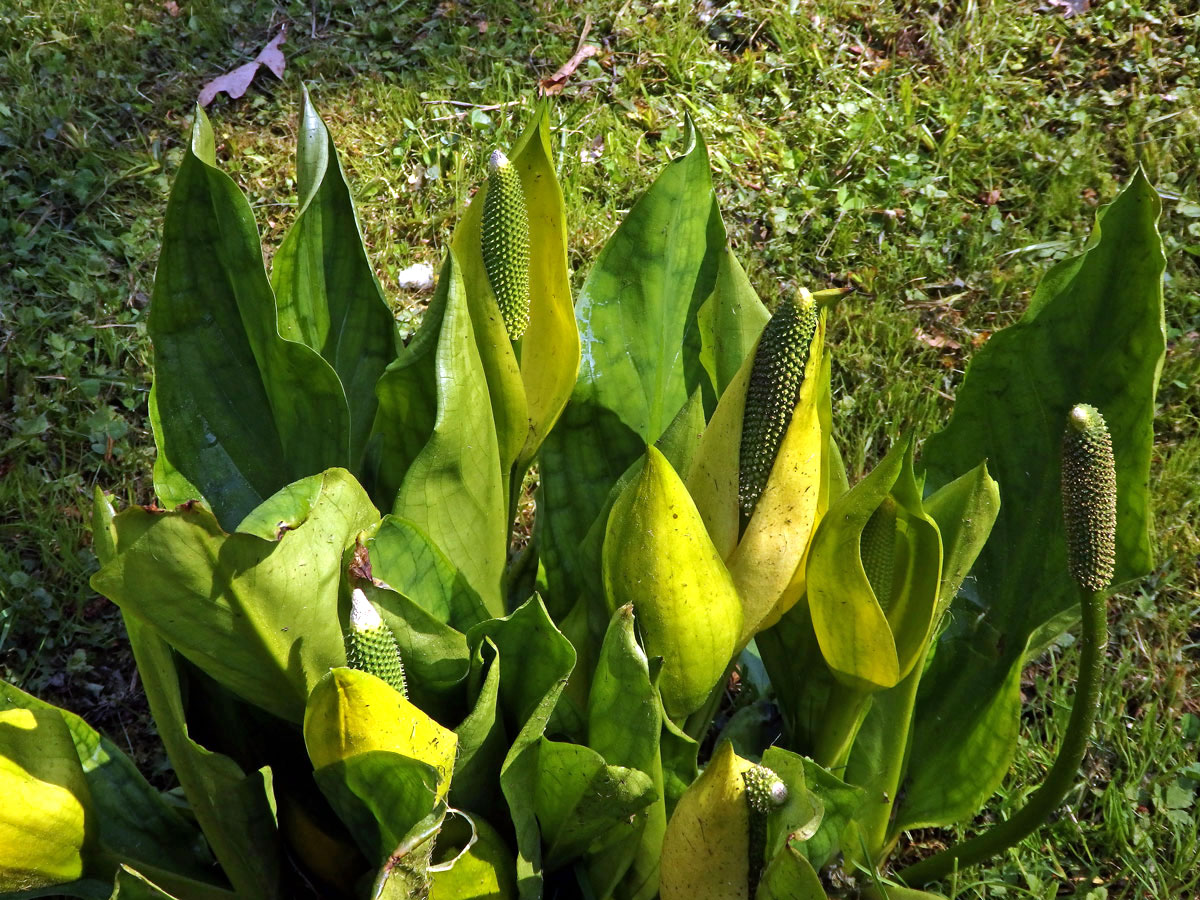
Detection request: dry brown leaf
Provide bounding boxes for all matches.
[198,27,286,107]
[914,327,962,351]
[540,44,599,95]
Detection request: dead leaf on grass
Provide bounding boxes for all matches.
[198,27,286,107]
[540,15,599,96]
[914,327,962,351]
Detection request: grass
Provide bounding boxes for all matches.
[1,0,1197,894]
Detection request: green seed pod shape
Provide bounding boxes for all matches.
[480,149,531,339]
[346,588,408,697]
[742,764,788,814]
[743,764,787,897]
[859,495,898,608]
[1061,404,1117,592]
[738,294,819,517]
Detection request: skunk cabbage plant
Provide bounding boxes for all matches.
[0,92,1165,900]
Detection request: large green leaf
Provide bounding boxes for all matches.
[533,739,656,870]
[367,515,490,632]
[269,88,397,469]
[373,252,507,617]
[123,621,282,900]
[755,840,826,900]
[695,235,770,402]
[584,605,665,900]
[451,641,508,826]
[93,469,375,723]
[909,170,1165,827]
[312,752,441,865]
[0,681,227,900]
[466,598,576,899]
[149,106,348,529]
[94,485,283,899]
[537,121,722,601]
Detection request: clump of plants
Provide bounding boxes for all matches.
[0,93,1164,899]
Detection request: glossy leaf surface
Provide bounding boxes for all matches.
[93,470,374,722]
[465,598,576,899]
[533,739,656,870]
[584,605,665,900]
[374,252,507,616]
[149,107,348,529]
[603,447,742,718]
[910,170,1165,826]
[538,122,721,601]
[270,88,396,468]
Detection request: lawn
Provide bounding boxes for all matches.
[1,0,1197,896]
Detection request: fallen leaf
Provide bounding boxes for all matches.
[198,27,286,107]
[540,16,599,96]
[914,327,961,351]
[540,44,599,95]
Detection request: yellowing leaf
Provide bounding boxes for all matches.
[807,439,942,692]
[0,707,92,891]
[659,741,755,900]
[688,306,829,645]
[510,104,580,469]
[303,668,457,801]
[430,813,517,900]
[604,447,742,719]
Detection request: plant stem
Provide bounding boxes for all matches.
[813,680,873,772]
[895,586,1107,887]
[684,658,738,741]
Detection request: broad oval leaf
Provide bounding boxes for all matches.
[312,750,442,865]
[150,106,349,529]
[270,87,398,470]
[376,251,507,618]
[533,738,656,871]
[92,469,376,723]
[537,119,722,604]
[909,169,1165,829]
[603,446,743,719]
